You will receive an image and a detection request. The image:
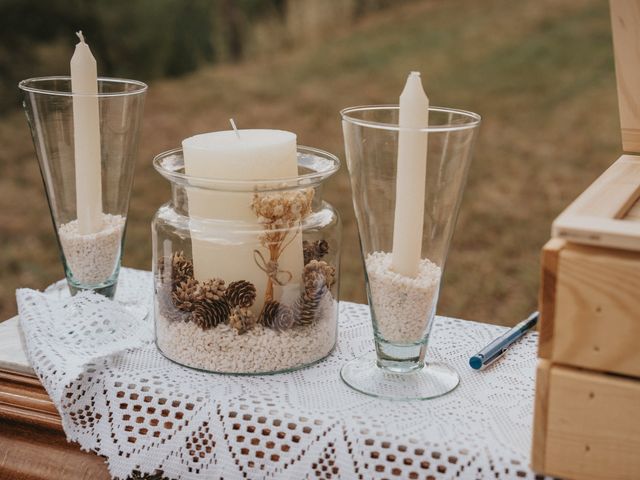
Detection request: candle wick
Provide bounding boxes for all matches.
[229,118,241,139]
[76,31,86,44]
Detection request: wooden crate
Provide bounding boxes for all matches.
[532,4,640,478]
[532,360,640,480]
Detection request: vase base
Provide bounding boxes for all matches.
[340,351,459,400]
[68,280,117,299]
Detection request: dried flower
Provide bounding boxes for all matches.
[251,188,315,302]
[229,306,257,334]
[251,189,314,226]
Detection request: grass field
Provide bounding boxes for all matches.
[0,0,620,326]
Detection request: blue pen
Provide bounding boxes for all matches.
[469,311,539,370]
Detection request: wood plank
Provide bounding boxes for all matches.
[0,368,60,430]
[531,359,551,472]
[555,155,640,219]
[0,419,110,480]
[611,0,640,153]
[552,155,640,251]
[553,243,640,378]
[544,366,640,480]
[538,239,564,359]
[625,196,640,221]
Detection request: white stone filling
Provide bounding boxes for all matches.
[365,251,441,344]
[58,214,125,285]
[156,295,338,374]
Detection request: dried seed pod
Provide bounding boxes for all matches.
[303,260,336,297]
[192,298,230,330]
[260,300,295,331]
[225,280,257,308]
[156,283,190,323]
[251,189,314,224]
[198,278,226,302]
[228,306,257,334]
[303,239,329,265]
[171,251,194,287]
[172,277,200,312]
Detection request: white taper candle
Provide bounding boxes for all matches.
[391,71,429,278]
[71,31,103,234]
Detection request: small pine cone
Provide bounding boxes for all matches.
[260,301,295,331]
[293,290,325,327]
[171,251,194,287]
[225,280,257,308]
[229,306,257,334]
[192,298,230,329]
[303,260,336,297]
[198,278,226,302]
[303,240,329,265]
[172,277,200,312]
[156,283,189,323]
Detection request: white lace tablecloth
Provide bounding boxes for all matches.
[16,268,545,480]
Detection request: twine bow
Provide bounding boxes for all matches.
[253,250,293,286]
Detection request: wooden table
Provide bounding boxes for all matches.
[0,317,113,479]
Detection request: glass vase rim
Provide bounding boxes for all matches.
[18,76,148,98]
[340,105,481,132]
[153,145,340,192]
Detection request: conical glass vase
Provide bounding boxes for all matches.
[341,105,480,400]
[20,77,147,298]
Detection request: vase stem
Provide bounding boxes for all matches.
[375,338,427,373]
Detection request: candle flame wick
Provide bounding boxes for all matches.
[229,118,241,139]
[76,31,86,44]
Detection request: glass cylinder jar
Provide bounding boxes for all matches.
[152,147,341,374]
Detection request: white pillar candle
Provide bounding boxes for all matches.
[70,31,103,234]
[391,72,429,278]
[182,129,303,312]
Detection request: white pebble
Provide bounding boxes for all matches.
[156,295,337,374]
[58,214,125,285]
[365,251,441,343]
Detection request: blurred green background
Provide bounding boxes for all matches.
[0,0,621,326]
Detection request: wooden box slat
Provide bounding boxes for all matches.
[552,155,640,251]
[539,239,640,378]
[532,361,640,480]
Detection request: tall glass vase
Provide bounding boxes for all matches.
[20,77,147,298]
[341,105,480,400]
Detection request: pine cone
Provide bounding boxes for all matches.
[293,289,325,327]
[229,306,257,334]
[303,240,329,265]
[197,278,226,302]
[303,260,336,297]
[156,283,190,323]
[172,277,200,312]
[192,298,230,329]
[260,301,295,331]
[225,280,257,308]
[171,251,194,287]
